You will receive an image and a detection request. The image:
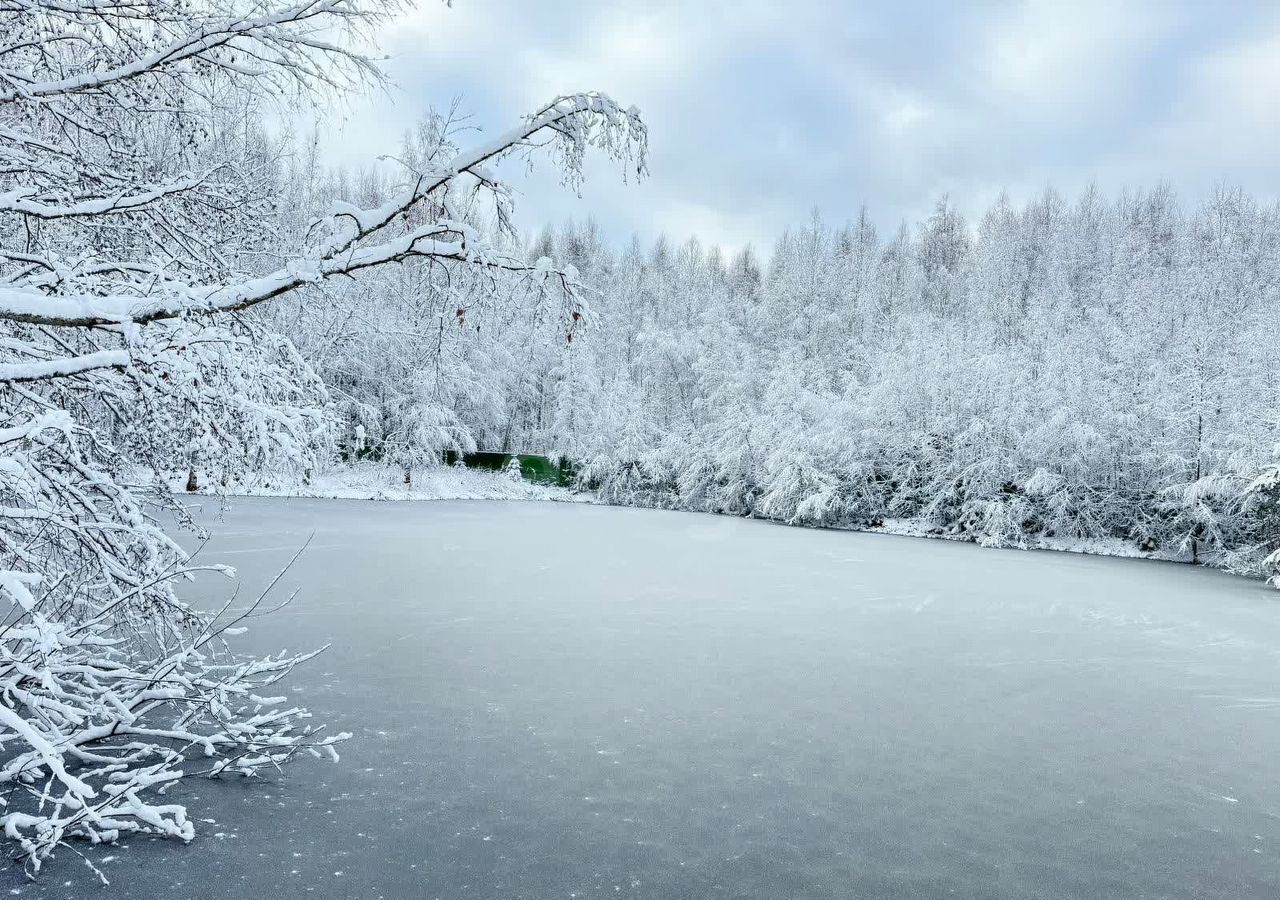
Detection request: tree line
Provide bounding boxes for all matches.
[272,182,1280,579]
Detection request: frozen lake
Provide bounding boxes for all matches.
[15,498,1280,898]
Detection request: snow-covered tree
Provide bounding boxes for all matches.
[0,0,645,874]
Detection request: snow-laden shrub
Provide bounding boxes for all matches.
[1157,473,1247,564]
[758,451,846,526]
[974,495,1035,549]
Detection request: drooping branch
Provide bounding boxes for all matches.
[0,93,646,328]
[0,231,525,326]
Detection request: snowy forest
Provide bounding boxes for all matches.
[258,170,1280,578]
[3,0,1280,888]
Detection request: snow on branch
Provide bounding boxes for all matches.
[0,93,646,328]
[0,348,129,382]
[0,175,211,220]
[0,0,393,105]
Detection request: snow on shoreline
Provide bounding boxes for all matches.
[161,464,587,503]
[863,517,1183,564]
[166,464,1223,573]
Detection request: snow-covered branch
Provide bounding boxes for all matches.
[0,0,390,105]
[0,93,644,328]
[0,176,210,220]
[0,348,128,381]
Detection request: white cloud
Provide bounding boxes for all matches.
[982,0,1164,113]
[306,0,1280,251]
[1152,25,1280,166]
[518,5,692,101]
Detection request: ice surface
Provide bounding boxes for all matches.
[14,499,1280,898]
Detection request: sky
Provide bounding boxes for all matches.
[319,0,1280,254]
